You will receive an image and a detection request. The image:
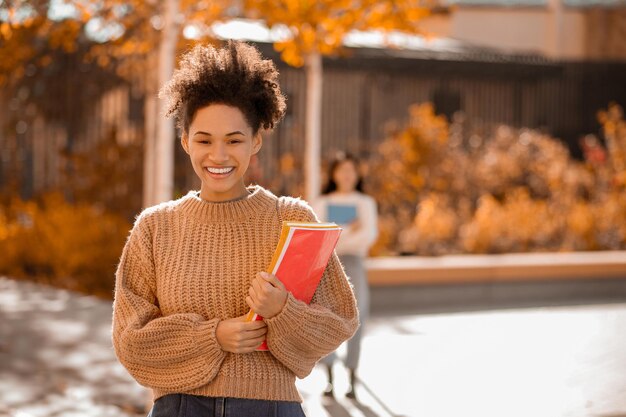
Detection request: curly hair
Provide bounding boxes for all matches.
[159,41,286,135]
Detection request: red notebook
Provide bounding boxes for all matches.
[246,221,342,351]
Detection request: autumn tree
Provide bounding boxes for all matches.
[2,0,438,205]
[0,0,230,206]
[0,0,133,200]
[62,0,231,207]
[242,0,436,201]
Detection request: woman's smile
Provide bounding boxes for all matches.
[205,166,235,179]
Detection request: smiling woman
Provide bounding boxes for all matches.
[182,104,262,202]
[111,41,359,417]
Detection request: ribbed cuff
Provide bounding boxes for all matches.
[263,294,318,378]
[194,319,227,367]
[265,293,308,337]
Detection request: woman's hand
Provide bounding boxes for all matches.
[246,272,288,319]
[215,314,267,353]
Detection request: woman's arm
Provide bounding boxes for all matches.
[262,197,359,378]
[111,216,227,391]
[264,253,358,378]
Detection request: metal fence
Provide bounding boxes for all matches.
[2,48,625,208]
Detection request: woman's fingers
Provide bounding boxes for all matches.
[247,273,288,319]
[247,282,271,306]
[248,286,258,302]
[250,277,260,294]
[259,272,285,290]
[233,328,267,353]
[216,314,270,353]
[245,319,267,330]
[244,326,267,339]
[245,295,257,311]
[242,334,266,348]
[236,336,267,353]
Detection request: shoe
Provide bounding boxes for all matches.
[323,363,334,398]
[346,368,357,400]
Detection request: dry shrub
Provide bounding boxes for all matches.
[369,102,626,255]
[0,193,130,298]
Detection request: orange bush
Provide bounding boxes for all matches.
[369,102,626,255]
[0,193,131,298]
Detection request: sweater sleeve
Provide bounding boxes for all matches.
[111,214,227,391]
[264,198,359,378]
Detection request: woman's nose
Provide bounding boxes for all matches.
[210,143,228,163]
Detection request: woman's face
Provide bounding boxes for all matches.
[182,104,262,202]
[332,160,359,193]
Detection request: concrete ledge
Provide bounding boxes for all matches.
[365,251,626,286]
[369,278,626,316]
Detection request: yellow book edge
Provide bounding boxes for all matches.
[245,221,340,322]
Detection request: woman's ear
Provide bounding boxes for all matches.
[181,133,190,155]
[252,132,263,155]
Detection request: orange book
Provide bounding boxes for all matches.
[246,221,342,351]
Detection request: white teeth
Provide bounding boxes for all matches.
[207,167,234,174]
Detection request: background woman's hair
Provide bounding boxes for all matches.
[322,152,365,195]
[159,40,286,135]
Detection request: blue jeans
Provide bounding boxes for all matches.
[147,394,306,417]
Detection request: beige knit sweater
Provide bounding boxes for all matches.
[111,185,359,402]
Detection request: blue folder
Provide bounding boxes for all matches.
[327,204,357,225]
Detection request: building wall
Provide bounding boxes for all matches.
[585,8,626,60]
[419,3,626,61]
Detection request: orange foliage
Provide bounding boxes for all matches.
[243,0,435,66]
[0,1,228,87]
[369,103,626,255]
[0,193,131,298]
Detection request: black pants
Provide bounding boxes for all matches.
[147,394,306,417]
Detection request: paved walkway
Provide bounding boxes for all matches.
[312,303,626,417]
[1,276,626,417]
[0,278,147,417]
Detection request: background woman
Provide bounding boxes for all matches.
[312,152,378,399]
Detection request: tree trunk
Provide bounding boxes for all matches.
[153,0,180,204]
[547,0,564,59]
[304,51,323,203]
[142,51,157,208]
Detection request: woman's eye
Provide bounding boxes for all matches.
[229,139,242,144]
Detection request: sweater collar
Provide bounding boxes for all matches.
[178,185,276,223]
